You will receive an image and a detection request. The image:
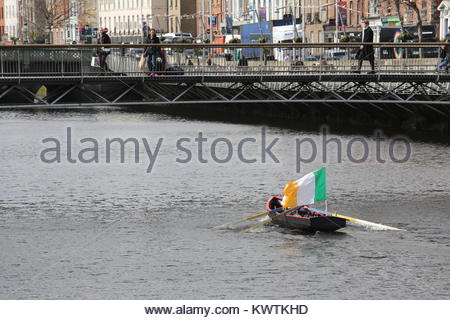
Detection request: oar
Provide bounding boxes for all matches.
[240,217,273,233]
[214,207,283,229]
[240,205,302,233]
[310,208,406,231]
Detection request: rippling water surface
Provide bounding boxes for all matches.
[0,110,449,299]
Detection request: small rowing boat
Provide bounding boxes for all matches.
[265,196,346,232]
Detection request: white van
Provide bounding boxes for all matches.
[162,33,194,43]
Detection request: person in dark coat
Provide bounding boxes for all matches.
[238,54,248,67]
[437,31,450,71]
[143,28,161,75]
[98,28,111,70]
[357,20,375,73]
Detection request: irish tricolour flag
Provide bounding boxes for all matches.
[281,168,327,208]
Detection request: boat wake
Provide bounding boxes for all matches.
[347,220,403,231]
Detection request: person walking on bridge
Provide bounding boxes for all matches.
[357,20,375,74]
[144,28,162,76]
[437,31,450,71]
[98,28,111,71]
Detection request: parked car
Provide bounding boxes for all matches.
[162,32,195,43]
[127,49,144,60]
[304,55,320,62]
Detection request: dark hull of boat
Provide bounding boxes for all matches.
[268,212,346,232]
[265,196,346,232]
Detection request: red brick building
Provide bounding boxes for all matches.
[0,0,5,39]
[341,0,442,41]
[49,0,71,44]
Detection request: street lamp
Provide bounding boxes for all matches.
[142,18,148,39]
[209,0,213,44]
[23,23,28,44]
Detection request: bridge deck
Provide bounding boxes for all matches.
[1,72,450,84]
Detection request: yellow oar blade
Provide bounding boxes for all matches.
[332,213,406,231]
[244,211,270,221]
[241,218,272,233]
[214,211,270,229]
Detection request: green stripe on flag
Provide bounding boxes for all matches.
[313,168,327,202]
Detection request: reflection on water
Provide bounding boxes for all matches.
[0,110,449,299]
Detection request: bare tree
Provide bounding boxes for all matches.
[393,0,405,32]
[36,0,86,43]
[387,0,438,57]
[36,0,69,33]
[401,0,422,42]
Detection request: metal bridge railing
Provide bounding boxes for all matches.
[0,43,446,78]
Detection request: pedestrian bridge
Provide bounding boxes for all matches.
[0,43,449,120]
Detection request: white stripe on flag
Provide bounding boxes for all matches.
[296,172,316,205]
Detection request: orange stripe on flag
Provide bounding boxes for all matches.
[282,181,299,208]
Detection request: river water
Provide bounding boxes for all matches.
[0,110,449,299]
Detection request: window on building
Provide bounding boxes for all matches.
[319,0,323,20]
[406,9,413,24]
[422,0,428,17]
[349,1,353,26]
[369,0,379,16]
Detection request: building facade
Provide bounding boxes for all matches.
[224,0,248,30]
[301,0,343,43]
[215,0,442,43]
[168,0,196,35]
[4,0,19,40]
[48,0,71,44]
[97,0,168,42]
[196,0,219,38]
[1,0,446,44]
[356,0,442,41]
[439,0,450,39]
[211,0,222,34]
[0,0,5,39]
[19,0,46,43]
[377,0,440,27]
[76,0,97,42]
